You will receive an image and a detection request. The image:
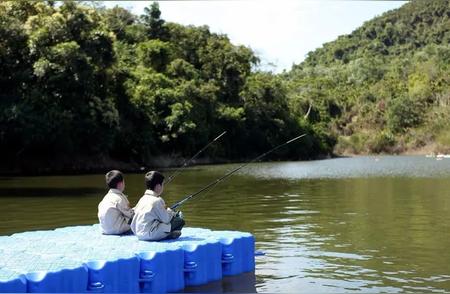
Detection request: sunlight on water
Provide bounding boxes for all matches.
[240,156,450,179]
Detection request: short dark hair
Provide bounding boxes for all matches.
[105,170,124,189]
[145,171,165,190]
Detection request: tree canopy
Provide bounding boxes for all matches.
[0,1,322,173]
[0,0,448,173]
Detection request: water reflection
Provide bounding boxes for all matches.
[0,157,450,292]
[183,272,256,293]
[254,175,450,292]
[0,187,104,197]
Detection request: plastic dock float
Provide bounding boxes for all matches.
[0,225,255,293]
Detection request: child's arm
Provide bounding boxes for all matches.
[155,199,175,224]
[116,200,134,219]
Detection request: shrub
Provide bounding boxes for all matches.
[387,94,424,133]
[367,130,396,153]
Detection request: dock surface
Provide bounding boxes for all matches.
[0,225,255,292]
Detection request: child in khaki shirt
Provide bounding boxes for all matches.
[131,171,185,241]
[98,170,134,235]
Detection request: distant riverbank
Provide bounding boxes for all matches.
[0,152,336,176]
[5,144,446,176]
[0,154,216,176]
[338,144,450,158]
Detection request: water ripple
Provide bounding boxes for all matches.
[241,156,450,179]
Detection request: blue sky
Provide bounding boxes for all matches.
[102,1,407,72]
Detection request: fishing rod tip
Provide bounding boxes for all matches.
[286,133,307,144]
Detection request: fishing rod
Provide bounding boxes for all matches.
[170,133,307,210]
[165,131,227,185]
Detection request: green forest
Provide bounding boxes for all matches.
[0,0,449,174]
[286,0,450,155]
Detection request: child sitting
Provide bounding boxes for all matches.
[131,171,185,241]
[98,170,134,235]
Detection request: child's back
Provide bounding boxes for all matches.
[131,189,174,240]
[131,171,185,241]
[98,170,134,235]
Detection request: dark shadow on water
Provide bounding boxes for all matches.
[183,271,256,293]
[0,187,104,197]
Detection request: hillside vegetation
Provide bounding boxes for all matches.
[0,0,449,174]
[285,0,450,154]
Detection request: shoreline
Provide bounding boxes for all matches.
[0,153,334,177]
[0,151,443,177]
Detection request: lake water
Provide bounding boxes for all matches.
[0,156,449,292]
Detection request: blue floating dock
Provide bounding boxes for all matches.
[0,225,255,293]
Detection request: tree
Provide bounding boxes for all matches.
[387,94,424,133]
[137,39,172,72]
[141,2,168,40]
[103,6,136,41]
